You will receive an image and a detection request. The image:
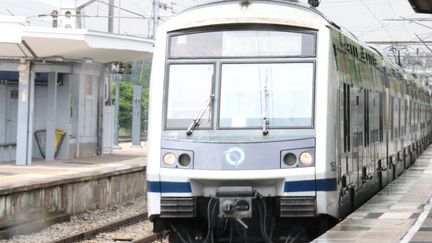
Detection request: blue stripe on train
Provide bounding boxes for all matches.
[284,178,337,192]
[147,181,192,193]
[147,178,337,193]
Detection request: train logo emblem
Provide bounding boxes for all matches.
[224,147,245,168]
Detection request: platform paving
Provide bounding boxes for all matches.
[314,147,432,243]
[0,142,146,192]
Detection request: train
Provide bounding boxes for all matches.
[146,0,432,242]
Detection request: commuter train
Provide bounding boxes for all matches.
[146,0,432,242]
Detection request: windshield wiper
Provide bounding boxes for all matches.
[262,85,270,135]
[186,94,215,136]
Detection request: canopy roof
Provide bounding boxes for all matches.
[0,16,153,63]
[409,0,432,14]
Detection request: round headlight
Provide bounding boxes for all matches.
[283,153,297,166]
[299,152,313,166]
[178,153,191,167]
[163,153,176,166]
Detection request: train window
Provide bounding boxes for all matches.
[369,93,380,143]
[169,30,316,58]
[219,62,314,128]
[165,64,214,129]
[343,83,350,152]
[336,50,349,83]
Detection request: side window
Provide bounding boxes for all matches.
[379,92,384,142]
[393,98,400,139]
[364,90,369,146]
[343,83,351,152]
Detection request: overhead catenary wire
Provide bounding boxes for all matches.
[96,0,149,19]
[358,0,395,41]
[386,0,412,41]
[416,34,432,54]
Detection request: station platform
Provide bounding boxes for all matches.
[0,142,147,238]
[314,147,432,243]
[0,142,147,191]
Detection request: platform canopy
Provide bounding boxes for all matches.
[409,0,432,14]
[0,16,153,63]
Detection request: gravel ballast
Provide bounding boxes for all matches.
[0,197,151,243]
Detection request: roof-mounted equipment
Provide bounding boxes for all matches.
[308,0,320,8]
[239,0,250,7]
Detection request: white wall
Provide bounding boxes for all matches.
[69,67,104,157]
[81,75,98,140]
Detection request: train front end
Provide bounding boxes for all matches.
[147,1,338,241]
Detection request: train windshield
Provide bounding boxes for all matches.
[166,64,214,129]
[220,63,314,128]
[165,28,316,131]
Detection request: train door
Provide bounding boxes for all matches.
[397,98,403,176]
[412,102,418,159]
[402,98,408,169]
[406,98,411,167]
[339,83,349,187]
[391,97,400,180]
[383,67,391,188]
[351,86,363,191]
[363,89,372,184]
[364,89,370,183]
[378,91,388,189]
[389,96,394,180]
[368,91,379,182]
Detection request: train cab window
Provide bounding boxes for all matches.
[165,64,214,129]
[165,26,316,132]
[219,63,314,128]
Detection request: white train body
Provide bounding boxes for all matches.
[146,1,432,242]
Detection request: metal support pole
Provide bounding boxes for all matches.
[108,0,114,33]
[152,0,159,38]
[46,72,58,160]
[131,85,142,147]
[75,73,82,158]
[113,73,120,148]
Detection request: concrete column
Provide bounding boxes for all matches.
[45,72,58,160]
[132,85,142,147]
[16,62,35,165]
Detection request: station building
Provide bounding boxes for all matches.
[0,16,153,165]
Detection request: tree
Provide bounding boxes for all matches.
[112,60,152,137]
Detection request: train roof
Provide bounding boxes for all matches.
[162,0,332,32]
[163,0,431,93]
[180,0,337,25]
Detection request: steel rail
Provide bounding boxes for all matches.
[52,212,148,243]
[132,230,170,243]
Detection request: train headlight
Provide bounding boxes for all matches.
[163,153,176,166]
[283,153,297,166]
[299,152,314,166]
[179,153,192,167]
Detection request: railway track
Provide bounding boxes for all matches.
[51,212,163,243]
[132,230,169,243]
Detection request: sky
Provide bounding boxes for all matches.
[1,0,432,54]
